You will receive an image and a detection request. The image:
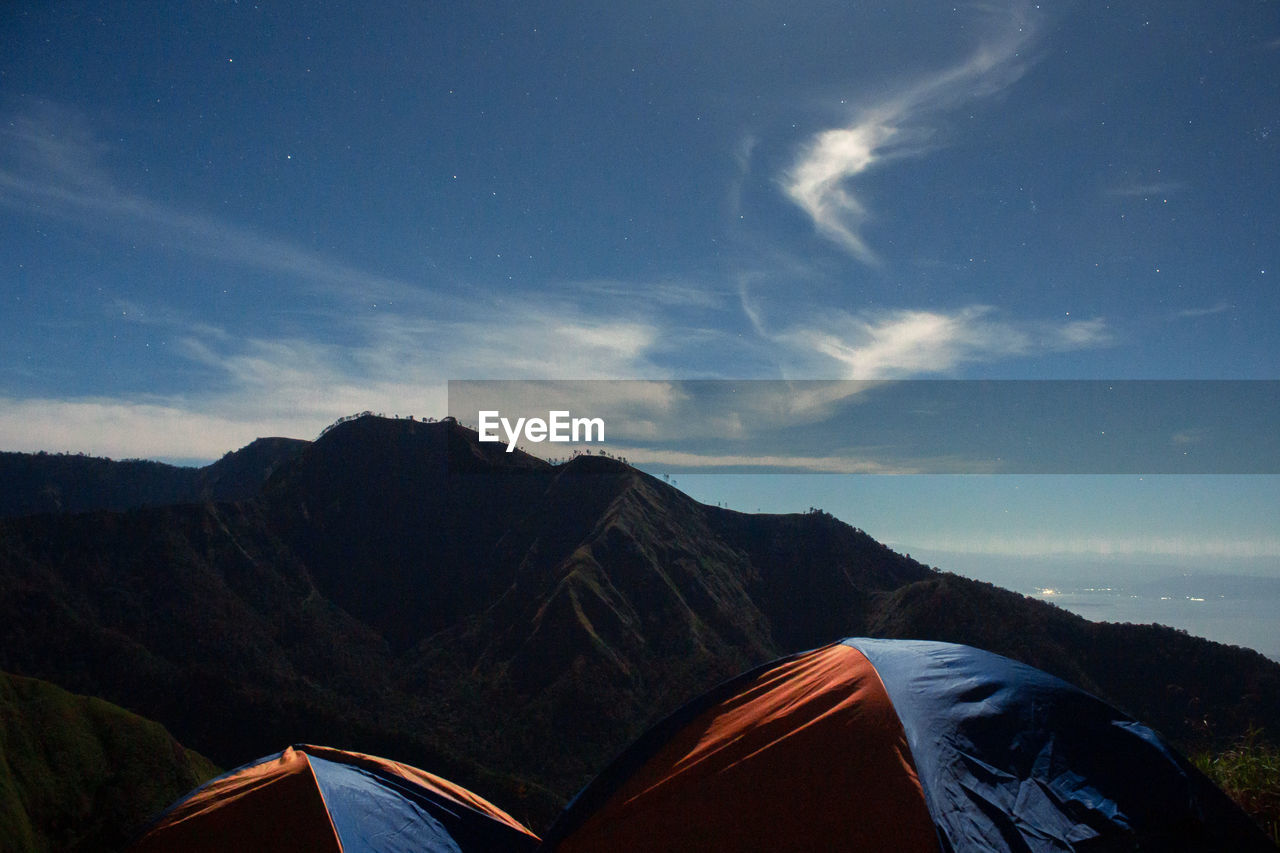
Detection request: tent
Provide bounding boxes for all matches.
[130,743,539,852]
[541,638,1272,852]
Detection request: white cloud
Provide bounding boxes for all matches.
[0,397,313,461]
[607,445,918,475]
[914,533,1280,560]
[0,104,430,308]
[1053,317,1110,348]
[0,94,1107,462]
[1173,302,1233,319]
[784,307,1110,378]
[784,120,898,263]
[449,379,891,449]
[448,380,688,443]
[450,313,659,379]
[782,3,1037,261]
[0,104,678,459]
[0,300,665,460]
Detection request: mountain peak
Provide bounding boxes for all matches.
[306,414,550,474]
[3,412,1279,840]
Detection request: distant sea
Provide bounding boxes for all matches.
[1028,581,1280,662]
[915,552,1280,663]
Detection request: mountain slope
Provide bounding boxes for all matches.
[0,671,217,853]
[263,415,554,649]
[0,414,1277,832]
[0,438,306,519]
[868,573,1280,744]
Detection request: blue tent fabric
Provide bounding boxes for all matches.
[307,755,465,853]
[542,638,1273,852]
[130,745,540,852]
[846,638,1271,852]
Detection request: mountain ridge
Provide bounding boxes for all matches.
[0,437,307,519]
[1,414,1277,837]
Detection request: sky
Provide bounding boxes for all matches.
[2,2,1278,650]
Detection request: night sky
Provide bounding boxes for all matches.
[3,2,1278,650]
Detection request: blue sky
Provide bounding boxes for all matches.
[2,2,1278,647]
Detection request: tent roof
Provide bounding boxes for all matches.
[131,744,539,853]
[542,638,1273,852]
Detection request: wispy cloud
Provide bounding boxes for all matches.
[1105,180,1188,198]
[784,118,900,263]
[1173,302,1233,319]
[1170,428,1208,447]
[0,305,665,460]
[783,306,1110,378]
[0,397,313,461]
[0,103,679,458]
[449,379,889,450]
[782,2,1037,262]
[0,103,433,307]
[451,312,660,378]
[0,97,1108,461]
[608,445,921,475]
[570,278,728,310]
[914,533,1280,560]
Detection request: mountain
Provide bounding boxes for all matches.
[0,670,217,852]
[1,415,1277,838]
[0,437,307,518]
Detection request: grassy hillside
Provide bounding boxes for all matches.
[1196,732,1280,845]
[0,671,218,852]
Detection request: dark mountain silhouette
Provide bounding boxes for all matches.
[0,437,306,518]
[199,437,311,501]
[1,415,1277,843]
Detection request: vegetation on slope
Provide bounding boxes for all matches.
[1196,731,1280,845]
[1,415,1277,839]
[0,671,218,852]
[0,438,306,519]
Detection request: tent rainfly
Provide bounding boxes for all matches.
[540,638,1274,852]
[130,743,540,853]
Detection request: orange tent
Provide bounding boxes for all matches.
[541,639,1273,852]
[131,744,539,852]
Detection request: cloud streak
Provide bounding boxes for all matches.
[0,103,678,458]
[1173,302,1233,320]
[608,446,921,475]
[0,91,1108,462]
[784,119,899,263]
[783,2,1037,261]
[0,103,436,308]
[785,306,1110,378]
[1105,180,1188,198]
[0,304,665,460]
[914,533,1280,560]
